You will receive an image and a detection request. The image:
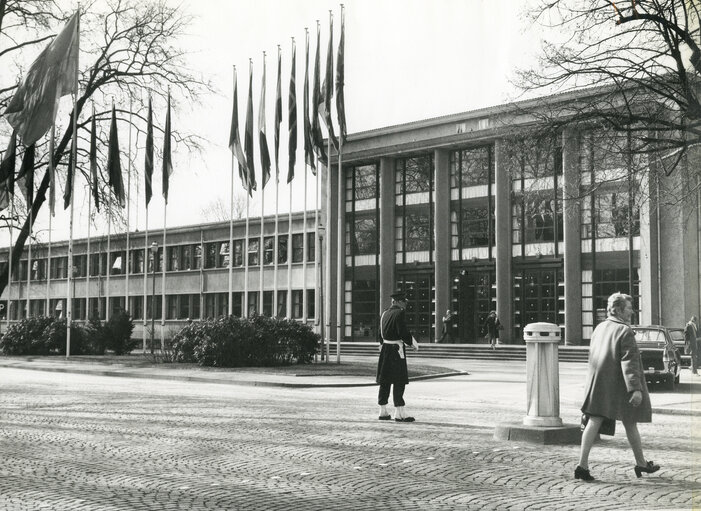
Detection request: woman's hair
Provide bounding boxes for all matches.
[607,292,633,317]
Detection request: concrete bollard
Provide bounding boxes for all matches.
[523,322,563,427]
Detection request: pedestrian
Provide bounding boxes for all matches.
[482,311,501,350]
[376,290,419,422]
[575,292,659,481]
[684,315,699,375]
[439,309,456,343]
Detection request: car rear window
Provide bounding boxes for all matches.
[633,329,664,343]
[669,330,685,342]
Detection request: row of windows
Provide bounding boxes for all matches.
[1,290,316,322]
[8,234,317,282]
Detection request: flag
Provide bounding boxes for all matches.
[274,49,282,180]
[16,143,35,210]
[107,105,125,208]
[162,92,173,203]
[63,110,77,210]
[229,68,249,189]
[89,106,99,212]
[336,8,347,143]
[311,24,327,168]
[288,40,297,184]
[0,131,17,210]
[303,32,314,171]
[145,97,153,207]
[321,16,339,152]
[258,57,271,189]
[4,12,79,146]
[244,65,257,195]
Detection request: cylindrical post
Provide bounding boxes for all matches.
[523,322,563,427]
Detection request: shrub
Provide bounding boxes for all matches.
[42,319,90,356]
[0,316,55,355]
[170,314,319,367]
[84,316,108,355]
[105,310,137,355]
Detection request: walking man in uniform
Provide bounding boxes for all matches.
[685,316,699,375]
[377,290,419,422]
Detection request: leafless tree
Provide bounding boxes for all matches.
[0,0,214,296]
[200,194,248,223]
[516,0,700,182]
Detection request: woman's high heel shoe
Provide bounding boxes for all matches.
[634,461,660,478]
[574,465,595,481]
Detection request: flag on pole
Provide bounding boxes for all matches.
[145,96,153,207]
[63,110,77,210]
[244,64,257,195]
[321,15,339,152]
[259,56,271,189]
[274,48,282,181]
[107,105,125,208]
[229,68,249,189]
[311,23,327,168]
[336,8,347,143]
[162,93,173,203]
[288,40,297,184]
[3,12,79,146]
[303,31,314,171]
[89,106,99,212]
[0,131,17,210]
[16,143,35,210]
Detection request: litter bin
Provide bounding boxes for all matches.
[523,322,563,427]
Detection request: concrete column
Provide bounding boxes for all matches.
[638,160,660,325]
[523,322,563,427]
[494,139,513,343]
[434,149,451,342]
[379,157,396,309]
[562,128,582,345]
[324,162,338,349]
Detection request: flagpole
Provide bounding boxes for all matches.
[7,199,13,328]
[228,71,235,317]
[336,136,343,363]
[46,126,55,317]
[126,98,132,318]
[244,193,250,317]
[106,181,112,322]
[315,144,320,333]
[143,200,148,352]
[25,207,32,319]
[287,183,292,319]
[86,170,91,320]
[161,202,166,351]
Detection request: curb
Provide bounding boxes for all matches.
[0,362,469,389]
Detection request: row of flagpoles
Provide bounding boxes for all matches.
[1,6,349,359]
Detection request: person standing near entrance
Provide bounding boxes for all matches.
[684,316,699,375]
[483,311,501,350]
[376,290,419,422]
[439,309,457,343]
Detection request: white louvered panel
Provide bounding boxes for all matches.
[396,253,403,264]
[582,312,593,325]
[594,166,627,182]
[581,239,592,253]
[451,249,460,261]
[582,298,593,310]
[345,201,353,212]
[524,242,555,257]
[461,184,489,199]
[354,255,376,266]
[512,244,522,257]
[596,237,628,252]
[582,326,593,338]
[557,241,564,253]
[523,176,555,191]
[451,188,459,201]
[581,270,593,281]
[405,192,430,205]
[406,251,430,263]
[354,198,376,211]
[461,247,489,260]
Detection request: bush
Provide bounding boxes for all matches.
[105,310,137,355]
[84,316,108,355]
[171,314,319,367]
[0,316,55,355]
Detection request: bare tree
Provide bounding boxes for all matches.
[517,0,700,179]
[0,0,214,296]
[200,194,247,223]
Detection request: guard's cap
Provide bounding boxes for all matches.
[390,290,407,301]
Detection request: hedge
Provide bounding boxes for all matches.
[171,314,319,367]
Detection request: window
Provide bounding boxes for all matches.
[450,146,490,188]
[168,246,180,271]
[307,289,315,320]
[181,245,192,270]
[131,296,143,320]
[351,217,377,255]
[110,251,125,274]
[146,295,162,320]
[247,239,259,266]
[263,291,273,316]
[291,290,303,319]
[51,257,68,279]
[594,191,640,238]
[264,236,274,265]
[353,164,378,200]
[233,240,244,267]
[179,295,191,319]
[193,244,202,269]
[205,243,217,269]
[460,207,490,247]
[218,242,229,268]
[191,295,200,319]
[232,292,243,317]
[404,212,431,251]
[109,296,125,317]
[307,232,315,262]
[217,293,229,317]
[204,294,216,318]
[291,234,304,263]
[88,297,105,320]
[89,253,100,277]
[133,249,144,274]
[73,255,87,277]
[167,295,178,319]
[276,291,287,317]
[72,298,86,321]
[277,235,288,264]
[31,259,46,280]
[396,155,432,194]
[247,291,258,316]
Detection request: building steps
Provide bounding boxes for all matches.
[336,342,590,363]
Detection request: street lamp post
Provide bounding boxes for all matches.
[150,241,158,354]
[317,225,325,363]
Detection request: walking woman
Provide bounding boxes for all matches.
[575,292,659,481]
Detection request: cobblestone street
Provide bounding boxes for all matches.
[0,362,699,510]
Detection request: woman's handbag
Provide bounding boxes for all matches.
[580,414,616,436]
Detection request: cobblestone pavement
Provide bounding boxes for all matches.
[0,366,699,510]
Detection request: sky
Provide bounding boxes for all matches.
[5,0,544,246]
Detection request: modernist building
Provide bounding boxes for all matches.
[2,90,700,346]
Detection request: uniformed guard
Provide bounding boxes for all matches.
[376,290,419,422]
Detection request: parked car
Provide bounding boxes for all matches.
[667,328,692,365]
[632,325,682,390]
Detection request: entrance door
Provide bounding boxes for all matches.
[514,266,564,341]
[398,273,434,342]
[453,269,495,343]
